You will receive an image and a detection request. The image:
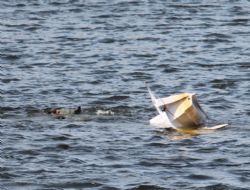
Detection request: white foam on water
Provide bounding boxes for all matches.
[96,110,114,116]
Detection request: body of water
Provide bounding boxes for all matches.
[0,0,250,189]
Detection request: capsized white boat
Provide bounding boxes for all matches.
[147,85,228,130]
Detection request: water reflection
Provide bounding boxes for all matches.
[157,126,228,141]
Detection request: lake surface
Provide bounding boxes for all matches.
[0,0,250,189]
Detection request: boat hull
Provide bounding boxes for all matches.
[147,85,228,131]
[148,89,207,129]
[170,94,207,129]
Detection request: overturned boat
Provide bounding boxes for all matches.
[147,85,227,130]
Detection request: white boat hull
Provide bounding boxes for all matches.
[150,114,228,130]
[150,114,171,128]
[147,85,228,131]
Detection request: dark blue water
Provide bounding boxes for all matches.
[1,0,250,189]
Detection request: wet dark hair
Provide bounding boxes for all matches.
[44,108,52,114]
[74,106,81,114]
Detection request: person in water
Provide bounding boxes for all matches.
[45,106,81,119]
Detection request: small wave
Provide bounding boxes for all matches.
[225,18,249,26]
[104,95,130,101]
[210,79,237,90]
[202,33,232,43]
[99,38,116,43]
[0,53,22,60]
[186,174,213,180]
[162,66,178,73]
[44,181,102,189]
[132,53,158,58]
[126,184,166,190]
[194,183,244,190]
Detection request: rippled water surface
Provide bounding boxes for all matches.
[1,0,250,189]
